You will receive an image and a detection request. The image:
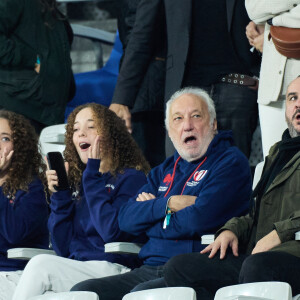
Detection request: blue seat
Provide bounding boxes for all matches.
[64,31,122,121]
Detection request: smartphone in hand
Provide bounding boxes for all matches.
[46,152,69,191]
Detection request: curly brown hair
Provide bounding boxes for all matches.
[64,103,150,189]
[0,110,47,196]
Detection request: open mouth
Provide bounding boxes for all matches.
[292,109,300,121]
[184,136,197,144]
[79,142,91,150]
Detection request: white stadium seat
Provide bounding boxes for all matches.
[122,287,196,300]
[29,291,99,300]
[214,282,292,300]
[39,124,66,158]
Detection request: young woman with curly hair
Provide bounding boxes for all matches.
[13,103,150,299]
[0,110,49,299]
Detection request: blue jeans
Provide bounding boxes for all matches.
[71,265,166,300]
[203,83,258,158]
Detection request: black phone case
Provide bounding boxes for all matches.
[46,152,69,191]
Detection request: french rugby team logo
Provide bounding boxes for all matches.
[158,173,172,192]
[163,174,172,186]
[193,170,208,182]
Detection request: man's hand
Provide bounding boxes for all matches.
[168,195,196,212]
[251,230,281,255]
[252,34,264,53]
[201,230,239,259]
[109,103,132,133]
[136,192,156,201]
[246,21,259,43]
[246,21,265,46]
[256,24,265,35]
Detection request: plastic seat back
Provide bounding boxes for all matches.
[39,124,66,158]
[252,161,264,189]
[122,287,196,300]
[29,291,99,300]
[214,282,292,300]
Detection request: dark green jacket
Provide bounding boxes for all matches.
[219,141,300,258]
[0,0,74,125]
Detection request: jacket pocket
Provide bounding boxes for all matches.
[0,69,42,101]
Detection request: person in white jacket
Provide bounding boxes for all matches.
[245,0,300,156]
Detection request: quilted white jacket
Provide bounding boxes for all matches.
[245,0,300,105]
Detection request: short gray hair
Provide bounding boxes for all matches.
[165,87,216,130]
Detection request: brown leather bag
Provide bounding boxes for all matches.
[269,26,300,59]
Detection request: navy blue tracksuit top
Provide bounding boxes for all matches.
[119,131,252,266]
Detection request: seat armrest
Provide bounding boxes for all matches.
[7,248,56,260]
[71,24,115,45]
[123,287,196,300]
[104,242,143,255]
[29,291,99,300]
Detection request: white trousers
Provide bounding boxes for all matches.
[259,57,300,157]
[0,270,22,300]
[259,99,286,157]
[12,254,130,300]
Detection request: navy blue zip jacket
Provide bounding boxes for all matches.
[119,131,252,265]
[0,178,49,271]
[48,159,147,269]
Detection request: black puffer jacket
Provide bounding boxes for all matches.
[0,0,75,125]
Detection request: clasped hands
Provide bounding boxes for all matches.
[136,193,196,213]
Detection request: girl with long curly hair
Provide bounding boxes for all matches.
[13,103,150,299]
[0,110,48,300]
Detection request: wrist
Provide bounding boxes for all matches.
[163,197,173,229]
[166,196,174,213]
